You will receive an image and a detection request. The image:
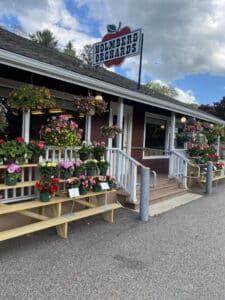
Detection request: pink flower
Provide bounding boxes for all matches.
[59,114,69,121]
[7,163,21,173]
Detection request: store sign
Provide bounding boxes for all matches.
[93,26,142,67]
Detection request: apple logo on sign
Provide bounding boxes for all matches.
[102,22,131,67]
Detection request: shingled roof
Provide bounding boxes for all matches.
[0,27,224,124]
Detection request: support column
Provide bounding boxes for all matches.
[116,98,124,149]
[169,112,176,177]
[85,115,91,143]
[22,109,30,143]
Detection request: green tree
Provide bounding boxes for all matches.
[63,41,76,57]
[80,44,93,65]
[29,29,58,49]
[145,81,178,98]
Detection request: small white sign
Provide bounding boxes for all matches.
[100,182,110,190]
[68,188,80,198]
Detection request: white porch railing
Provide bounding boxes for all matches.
[106,148,144,203]
[169,150,200,189]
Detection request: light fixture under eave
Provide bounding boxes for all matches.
[160,124,165,129]
[48,108,63,114]
[31,110,45,115]
[65,113,73,119]
[180,116,187,123]
[95,95,103,101]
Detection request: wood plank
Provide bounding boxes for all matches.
[0,181,36,190]
[62,203,122,222]
[0,203,122,242]
[0,191,116,215]
[74,199,97,208]
[0,217,66,241]
[0,164,38,169]
[18,210,49,221]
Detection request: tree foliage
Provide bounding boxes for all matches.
[29,29,58,49]
[80,44,93,65]
[199,97,225,121]
[144,81,178,98]
[63,41,76,57]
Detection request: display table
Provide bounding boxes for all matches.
[0,190,121,242]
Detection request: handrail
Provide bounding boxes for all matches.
[169,150,200,189]
[150,170,157,188]
[171,150,200,178]
[106,148,153,203]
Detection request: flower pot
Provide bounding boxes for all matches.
[92,185,101,192]
[79,187,87,195]
[86,169,97,176]
[39,190,51,202]
[73,169,82,177]
[99,168,107,176]
[60,169,71,180]
[5,176,17,186]
[79,153,90,161]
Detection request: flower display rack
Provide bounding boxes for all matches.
[0,190,121,242]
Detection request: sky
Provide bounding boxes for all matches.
[0,0,225,105]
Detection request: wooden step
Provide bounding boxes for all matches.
[0,203,122,242]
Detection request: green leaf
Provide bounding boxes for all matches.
[107,24,117,33]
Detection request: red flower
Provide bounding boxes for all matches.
[0,139,4,144]
[16,137,24,143]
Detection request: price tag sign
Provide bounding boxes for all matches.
[100,182,110,190]
[68,188,80,198]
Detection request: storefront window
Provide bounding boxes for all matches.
[144,117,166,157]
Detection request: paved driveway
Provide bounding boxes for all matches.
[1,184,225,300]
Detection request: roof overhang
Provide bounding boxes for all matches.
[0,48,224,125]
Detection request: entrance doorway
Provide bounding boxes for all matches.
[109,102,133,155]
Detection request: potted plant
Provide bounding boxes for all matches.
[74,96,95,116]
[79,175,89,195]
[38,161,59,180]
[65,177,80,189]
[92,141,106,160]
[106,175,117,190]
[59,161,74,179]
[0,137,33,164]
[84,159,98,176]
[100,125,122,138]
[73,159,85,177]
[36,177,60,202]
[4,163,22,186]
[98,160,110,175]
[77,141,93,161]
[40,114,83,152]
[92,175,107,192]
[7,85,55,111]
[27,140,45,163]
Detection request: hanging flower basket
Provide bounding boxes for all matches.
[74,95,107,116]
[7,85,55,111]
[100,125,122,138]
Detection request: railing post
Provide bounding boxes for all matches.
[140,166,150,222]
[206,161,213,194]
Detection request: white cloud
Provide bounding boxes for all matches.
[174,88,197,105]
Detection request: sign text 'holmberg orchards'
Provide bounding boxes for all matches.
[93,23,142,67]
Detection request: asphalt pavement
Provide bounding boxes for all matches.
[1,184,225,300]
